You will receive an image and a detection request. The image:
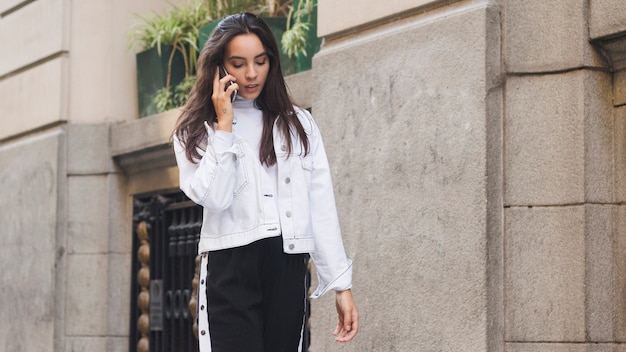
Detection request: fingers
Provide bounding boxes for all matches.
[334,290,359,343]
[212,70,238,102]
[212,69,220,97]
[334,309,358,342]
[333,319,343,336]
[212,69,239,130]
[224,81,239,101]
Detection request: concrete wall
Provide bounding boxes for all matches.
[310,0,626,351]
[317,0,444,37]
[310,1,502,350]
[0,130,66,351]
[2,0,626,351]
[0,0,185,351]
[503,1,626,351]
[0,0,184,141]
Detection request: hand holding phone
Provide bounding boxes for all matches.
[219,64,238,102]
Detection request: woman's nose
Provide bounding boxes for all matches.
[246,64,257,80]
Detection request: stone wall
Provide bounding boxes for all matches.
[503,0,626,350]
[310,1,502,350]
[0,130,66,351]
[0,1,186,351]
[308,0,626,351]
[3,0,626,351]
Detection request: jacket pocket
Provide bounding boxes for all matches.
[233,154,249,196]
[300,154,313,185]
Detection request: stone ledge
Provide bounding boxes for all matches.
[110,109,178,174]
[592,31,626,71]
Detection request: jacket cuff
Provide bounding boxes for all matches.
[310,259,353,299]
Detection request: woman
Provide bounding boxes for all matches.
[172,12,358,352]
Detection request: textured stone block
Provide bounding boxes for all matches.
[0,0,65,76]
[65,337,107,352]
[585,205,618,341]
[583,71,615,203]
[614,206,626,342]
[111,109,179,174]
[505,72,585,205]
[110,109,178,156]
[505,206,585,341]
[127,166,179,195]
[0,57,65,140]
[67,175,110,254]
[614,70,626,106]
[318,0,437,37]
[504,0,604,72]
[68,0,109,123]
[505,343,624,352]
[106,337,129,352]
[0,129,64,352]
[66,124,114,175]
[312,2,501,351]
[65,253,109,335]
[108,174,131,254]
[589,0,626,40]
[107,254,131,336]
[614,107,626,203]
[0,0,24,13]
[285,70,313,109]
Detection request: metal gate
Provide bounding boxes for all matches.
[130,190,311,351]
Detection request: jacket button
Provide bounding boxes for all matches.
[289,244,295,250]
[286,211,292,217]
[285,177,291,184]
[201,330,206,335]
[281,144,287,151]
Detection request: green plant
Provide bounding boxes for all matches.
[131,0,304,114]
[204,0,291,18]
[129,2,209,67]
[254,0,291,17]
[154,75,197,112]
[129,1,210,111]
[281,0,314,58]
[205,0,255,18]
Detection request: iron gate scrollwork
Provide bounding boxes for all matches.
[130,190,312,352]
[131,191,201,352]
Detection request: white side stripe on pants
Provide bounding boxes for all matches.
[198,253,212,351]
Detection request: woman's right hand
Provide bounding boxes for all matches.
[334,289,359,342]
[212,68,239,132]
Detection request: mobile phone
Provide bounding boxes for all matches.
[218,64,237,102]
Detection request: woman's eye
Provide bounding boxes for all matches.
[256,60,267,66]
[232,64,243,68]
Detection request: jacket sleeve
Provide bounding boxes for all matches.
[173,123,241,212]
[304,111,353,299]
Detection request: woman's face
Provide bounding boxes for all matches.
[223,33,270,100]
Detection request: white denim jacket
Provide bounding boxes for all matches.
[173,107,352,299]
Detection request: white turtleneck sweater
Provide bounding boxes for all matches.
[211,96,281,231]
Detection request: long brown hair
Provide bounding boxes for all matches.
[173,12,308,165]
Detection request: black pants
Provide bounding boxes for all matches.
[205,236,308,352]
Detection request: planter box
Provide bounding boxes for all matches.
[292,0,321,72]
[198,17,297,76]
[136,46,186,117]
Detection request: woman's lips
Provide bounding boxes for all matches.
[244,84,259,94]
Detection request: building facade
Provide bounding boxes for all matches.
[2,0,626,351]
